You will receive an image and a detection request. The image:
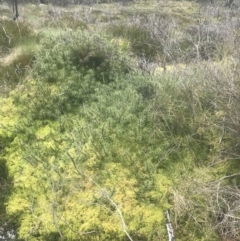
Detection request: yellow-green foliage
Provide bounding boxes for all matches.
[3,63,227,240]
[4,115,169,240]
[0,97,18,138]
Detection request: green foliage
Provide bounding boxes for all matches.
[34,30,130,84]
[0,158,8,215]
[4,71,171,240]
[15,30,131,120]
[0,157,19,241]
[0,97,20,240]
[4,60,230,240]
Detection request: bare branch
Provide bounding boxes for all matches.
[103,192,134,241]
[0,24,11,45]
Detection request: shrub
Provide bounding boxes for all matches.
[33,30,130,83]
[8,72,171,241]
[17,30,131,120]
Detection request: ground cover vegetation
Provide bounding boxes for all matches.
[1,0,240,240]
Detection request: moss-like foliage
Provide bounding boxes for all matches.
[3,63,227,240]
[5,75,172,240]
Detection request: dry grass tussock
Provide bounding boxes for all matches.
[0,47,22,66]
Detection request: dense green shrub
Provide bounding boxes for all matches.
[7,66,229,240]
[5,72,170,241]
[5,60,240,241]
[17,30,131,120]
[33,30,130,83]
